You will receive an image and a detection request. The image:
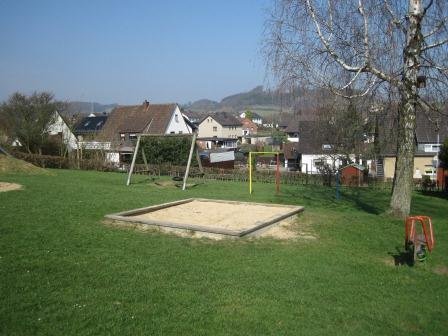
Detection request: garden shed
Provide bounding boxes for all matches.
[340,163,366,186]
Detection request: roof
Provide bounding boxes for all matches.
[74,115,108,134]
[378,110,448,156]
[284,117,300,133]
[205,112,241,127]
[296,121,329,154]
[341,163,365,171]
[101,103,177,139]
[277,114,293,128]
[415,112,448,143]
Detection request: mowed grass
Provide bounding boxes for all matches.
[1,169,447,335]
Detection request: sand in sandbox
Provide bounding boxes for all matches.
[130,200,296,231]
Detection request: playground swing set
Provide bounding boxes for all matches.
[126,132,202,190]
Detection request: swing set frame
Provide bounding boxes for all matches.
[126,132,202,190]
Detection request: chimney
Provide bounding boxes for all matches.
[143,100,149,109]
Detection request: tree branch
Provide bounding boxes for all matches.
[383,0,406,34]
[306,0,362,72]
[422,38,448,51]
[358,0,370,62]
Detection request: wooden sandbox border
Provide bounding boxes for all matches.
[105,198,304,237]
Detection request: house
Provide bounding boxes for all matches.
[182,110,203,128]
[294,121,348,174]
[284,117,300,142]
[239,111,263,125]
[376,112,448,181]
[241,118,258,136]
[46,110,78,152]
[74,115,108,140]
[197,112,242,149]
[73,114,109,151]
[100,101,192,163]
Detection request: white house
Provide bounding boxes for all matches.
[46,111,78,152]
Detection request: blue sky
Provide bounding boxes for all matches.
[0,0,270,104]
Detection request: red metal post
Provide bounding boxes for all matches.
[276,153,280,194]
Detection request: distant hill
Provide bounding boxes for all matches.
[65,102,118,117]
[186,86,282,114]
[185,86,333,121]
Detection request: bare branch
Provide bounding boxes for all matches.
[423,0,434,16]
[306,0,362,72]
[358,0,370,62]
[422,38,448,51]
[423,17,448,38]
[383,0,406,33]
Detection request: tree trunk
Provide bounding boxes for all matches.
[390,0,423,218]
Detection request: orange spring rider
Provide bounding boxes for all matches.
[405,216,435,263]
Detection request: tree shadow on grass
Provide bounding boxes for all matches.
[388,246,414,267]
[417,190,448,200]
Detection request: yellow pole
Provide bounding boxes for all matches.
[249,152,252,194]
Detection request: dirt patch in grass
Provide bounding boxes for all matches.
[0,182,22,192]
[0,156,49,175]
[433,265,448,277]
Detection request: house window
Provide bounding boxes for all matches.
[120,133,126,140]
[213,126,217,132]
[314,158,325,167]
[170,131,175,134]
[424,165,436,175]
[175,114,179,122]
[129,134,137,140]
[178,131,183,134]
[322,144,333,150]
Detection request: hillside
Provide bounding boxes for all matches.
[185,85,328,120]
[65,101,118,116]
[186,86,284,114]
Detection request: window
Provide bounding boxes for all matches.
[120,133,125,140]
[424,144,440,152]
[322,144,333,150]
[175,114,179,122]
[424,165,436,175]
[213,126,217,132]
[314,158,325,167]
[129,134,137,140]
[178,131,183,134]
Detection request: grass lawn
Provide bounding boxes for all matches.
[1,169,447,335]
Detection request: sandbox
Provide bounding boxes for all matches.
[105,198,304,237]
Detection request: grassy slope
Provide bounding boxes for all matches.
[0,170,447,335]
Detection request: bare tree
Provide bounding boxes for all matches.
[265,0,448,217]
[1,92,63,154]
